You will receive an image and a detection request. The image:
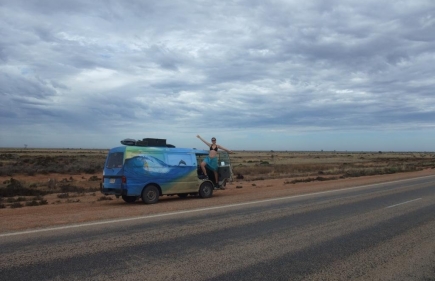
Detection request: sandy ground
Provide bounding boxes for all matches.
[1,169,434,233]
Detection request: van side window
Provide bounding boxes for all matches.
[106,152,124,168]
[167,154,194,166]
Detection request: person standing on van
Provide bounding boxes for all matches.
[196,135,233,187]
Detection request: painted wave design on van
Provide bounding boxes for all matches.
[123,155,195,182]
[142,156,171,173]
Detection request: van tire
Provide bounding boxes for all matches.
[122,195,137,203]
[199,181,213,198]
[142,185,159,204]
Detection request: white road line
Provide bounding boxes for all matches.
[1,174,434,238]
[385,198,422,209]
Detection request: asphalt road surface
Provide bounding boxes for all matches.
[1,175,434,280]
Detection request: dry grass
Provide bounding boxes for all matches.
[231,151,435,181]
[0,148,107,176]
[0,149,105,208]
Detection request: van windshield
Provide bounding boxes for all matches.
[218,152,231,166]
[106,152,124,168]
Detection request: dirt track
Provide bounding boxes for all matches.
[1,169,434,233]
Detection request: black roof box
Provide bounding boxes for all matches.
[136,138,166,147]
[121,138,175,148]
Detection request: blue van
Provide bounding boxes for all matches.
[100,138,232,204]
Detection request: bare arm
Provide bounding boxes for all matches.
[217,144,233,153]
[196,135,211,147]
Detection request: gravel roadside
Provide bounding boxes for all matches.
[1,169,434,233]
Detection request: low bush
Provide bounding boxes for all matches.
[284,176,338,184]
[0,178,50,197]
[97,196,112,201]
[87,186,100,192]
[57,193,69,199]
[6,196,27,203]
[10,202,23,208]
[60,184,85,193]
[65,199,80,203]
[88,175,100,181]
[39,199,48,205]
[0,152,105,176]
[25,200,40,206]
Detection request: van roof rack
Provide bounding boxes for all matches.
[120,138,175,148]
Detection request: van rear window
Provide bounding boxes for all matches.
[106,152,124,168]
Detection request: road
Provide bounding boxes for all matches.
[1,175,434,280]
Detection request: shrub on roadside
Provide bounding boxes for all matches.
[10,202,23,208]
[88,175,100,181]
[25,199,39,206]
[97,196,112,201]
[0,178,49,197]
[57,193,69,198]
[65,199,80,203]
[60,184,85,193]
[39,199,48,205]
[0,153,105,176]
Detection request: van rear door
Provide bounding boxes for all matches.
[102,150,125,195]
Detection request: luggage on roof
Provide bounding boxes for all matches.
[136,138,166,147]
[120,138,175,147]
[120,138,137,146]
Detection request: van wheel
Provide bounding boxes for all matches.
[142,185,159,204]
[122,195,137,203]
[199,181,213,198]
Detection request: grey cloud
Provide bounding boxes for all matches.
[0,73,57,99]
[0,0,434,150]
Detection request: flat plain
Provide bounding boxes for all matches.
[1,148,435,233]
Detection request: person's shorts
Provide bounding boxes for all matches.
[203,156,218,171]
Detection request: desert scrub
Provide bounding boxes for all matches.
[88,175,101,181]
[284,176,338,184]
[97,196,113,201]
[57,193,70,199]
[6,196,26,203]
[60,184,86,193]
[0,150,106,176]
[342,165,420,177]
[10,202,23,208]
[233,165,273,176]
[65,198,80,203]
[0,178,50,197]
[25,199,40,206]
[233,163,345,180]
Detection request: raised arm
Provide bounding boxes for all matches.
[217,144,233,153]
[196,135,211,147]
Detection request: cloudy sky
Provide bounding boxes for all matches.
[1,0,434,151]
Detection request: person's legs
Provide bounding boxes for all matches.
[200,161,208,177]
[214,171,218,186]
